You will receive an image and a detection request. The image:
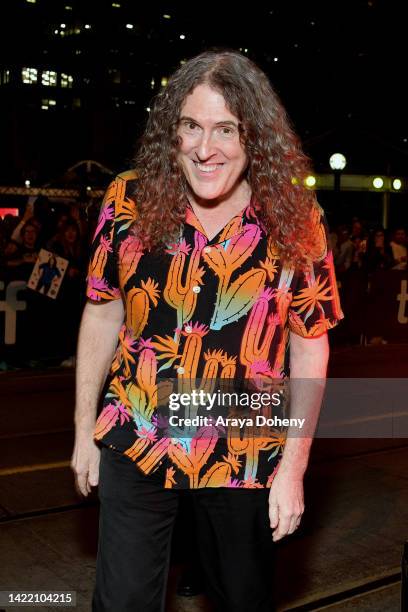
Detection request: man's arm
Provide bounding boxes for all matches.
[71,298,125,496]
[269,331,329,541]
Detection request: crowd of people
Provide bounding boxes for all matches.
[0,194,101,368]
[0,195,95,272]
[0,195,407,364]
[331,218,407,276]
[329,218,408,345]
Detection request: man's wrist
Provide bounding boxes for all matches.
[277,462,306,481]
[74,415,96,435]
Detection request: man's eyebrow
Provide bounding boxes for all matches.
[178,116,238,127]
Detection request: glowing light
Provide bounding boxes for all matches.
[60,23,66,28]
[393,178,402,190]
[85,24,91,29]
[41,99,56,110]
[25,180,31,188]
[161,77,168,87]
[126,23,134,29]
[42,70,57,87]
[273,57,279,62]
[146,107,151,112]
[61,73,74,88]
[179,34,185,40]
[329,153,347,171]
[373,177,384,189]
[305,175,316,188]
[22,67,38,84]
[163,14,171,19]
[291,177,299,185]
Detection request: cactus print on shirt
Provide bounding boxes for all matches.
[86,170,344,489]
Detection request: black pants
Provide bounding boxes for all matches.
[92,445,276,612]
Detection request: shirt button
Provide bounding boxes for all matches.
[192,285,201,293]
[203,246,211,254]
[177,366,185,374]
[185,325,192,333]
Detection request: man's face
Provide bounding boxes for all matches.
[176,83,248,202]
[23,226,37,248]
[394,229,406,244]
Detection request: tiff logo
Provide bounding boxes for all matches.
[0,281,27,344]
[397,279,408,324]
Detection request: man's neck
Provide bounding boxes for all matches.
[187,180,252,241]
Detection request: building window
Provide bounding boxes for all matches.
[42,70,57,86]
[61,73,73,88]
[108,69,121,84]
[1,70,10,85]
[41,99,57,110]
[22,67,38,84]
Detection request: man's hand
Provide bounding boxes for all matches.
[71,432,101,497]
[268,469,304,542]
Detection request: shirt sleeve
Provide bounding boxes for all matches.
[288,208,344,338]
[85,179,122,302]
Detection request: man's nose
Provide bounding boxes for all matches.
[195,131,217,161]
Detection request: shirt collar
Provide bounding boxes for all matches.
[184,194,263,245]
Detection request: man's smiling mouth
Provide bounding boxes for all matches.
[193,161,224,173]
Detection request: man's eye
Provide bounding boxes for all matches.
[219,126,234,135]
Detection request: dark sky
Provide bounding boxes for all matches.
[1,0,406,179]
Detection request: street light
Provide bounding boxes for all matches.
[329,153,347,205]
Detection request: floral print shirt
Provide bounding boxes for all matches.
[86,170,344,489]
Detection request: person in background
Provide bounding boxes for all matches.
[366,227,393,273]
[3,239,23,267]
[48,217,86,278]
[390,227,407,270]
[46,209,70,249]
[49,218,87,364]
[334,224,353,275]
[13,221,39,267]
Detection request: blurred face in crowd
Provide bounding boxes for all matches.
[393,229,406,245]
[5,241,19,257]
[337,228,349,245]
[176,84,248,205]
[374,231,384,248]
[352,221,362,237]
[22,224,38,249]
[57,214,69,230]
[64,224,78,244]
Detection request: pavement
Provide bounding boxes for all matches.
[1,344,407,611]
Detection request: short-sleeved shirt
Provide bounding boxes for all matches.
[86,170,344,489]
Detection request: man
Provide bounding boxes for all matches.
[390,227,407,270]
[71,50,343,612]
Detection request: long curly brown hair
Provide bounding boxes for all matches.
[131,49,322,267]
